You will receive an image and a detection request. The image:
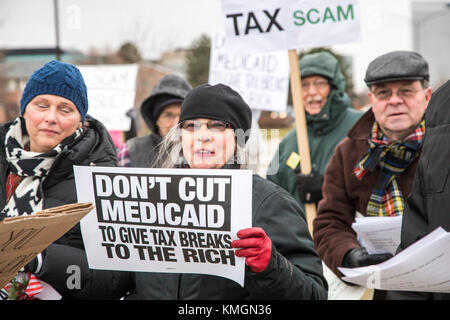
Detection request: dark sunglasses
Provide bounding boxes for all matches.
[181,120,233,132]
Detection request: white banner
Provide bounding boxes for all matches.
[221,0,361,53]
[78,64,138,131]
[74,166,253,287]
[209,33,289,112]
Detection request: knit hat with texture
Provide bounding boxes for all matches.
[20,60,88,121]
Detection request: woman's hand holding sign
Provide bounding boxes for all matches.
[232,227,272,273]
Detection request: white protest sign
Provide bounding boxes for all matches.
[78,64,138,131]
[74,166,252,287]
[208,33,289,112]
[221,0,361,54]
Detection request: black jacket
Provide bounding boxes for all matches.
[127,174,328,300]
[0,116,133,299]
[387,81,450,300]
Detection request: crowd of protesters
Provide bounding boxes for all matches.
[0,48,449,300]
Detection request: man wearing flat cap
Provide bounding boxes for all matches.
[312,51,432,294]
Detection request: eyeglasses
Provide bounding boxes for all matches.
[372,87,425,100]
[181,120,232,132]
[301,79,329,90]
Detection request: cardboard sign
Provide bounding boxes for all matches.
[0,203,93,288]
[74,166,253,287]
[78,64,138,131]
[209,33,289,112]
[221,0,361,53]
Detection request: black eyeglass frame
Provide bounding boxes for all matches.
[181,119,233,132]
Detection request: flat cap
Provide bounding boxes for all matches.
[364,51,429,86]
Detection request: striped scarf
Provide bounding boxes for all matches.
[354,120,425,216]
[1,117,84,219]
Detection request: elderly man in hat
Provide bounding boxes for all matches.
[313,51,432,287]
[267,50,363,209]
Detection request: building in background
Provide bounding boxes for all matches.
[0,47,174,136]
[412,1,450,88]
[332,0,450,93]
[155,48,188,77]
[0,47,85,109]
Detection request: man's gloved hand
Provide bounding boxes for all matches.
[295,170,324,203]
[342,247,393,268]
[232,227,272,273]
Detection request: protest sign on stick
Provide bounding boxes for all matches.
[74,166,252,287]
[0,203,93,288]
[220,0,363,299]
[221,0,360,54]
[220,0,361,236]
[287,49,316,234]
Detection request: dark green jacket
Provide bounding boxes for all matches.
[127,173,327,300]
[266,50,363,208]
[267,99,362,208]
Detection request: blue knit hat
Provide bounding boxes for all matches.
[20,60,88,121]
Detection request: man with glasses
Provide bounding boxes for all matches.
[313,51,432,290]
[267,50,363,209]
[118,74,192,167]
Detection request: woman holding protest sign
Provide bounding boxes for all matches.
[0,60,132,300]
[127,83,327,299]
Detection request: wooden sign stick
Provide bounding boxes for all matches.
[288,49,316,236]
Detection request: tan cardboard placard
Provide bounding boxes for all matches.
[0,202,93,288]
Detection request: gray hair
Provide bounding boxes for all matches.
[152,123,249,169]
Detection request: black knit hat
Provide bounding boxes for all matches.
[179,83,252,145]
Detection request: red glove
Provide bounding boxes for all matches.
[232,227,272,273]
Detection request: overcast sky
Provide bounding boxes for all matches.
[0,0,224,59]
[1,0,448,92]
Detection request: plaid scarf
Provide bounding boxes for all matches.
[354,120,425,216]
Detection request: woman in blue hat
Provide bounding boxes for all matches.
[0,60,132,300]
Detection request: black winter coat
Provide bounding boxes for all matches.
[127,173,328,300]
[0,116,133,299]
[387,80,450,300]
